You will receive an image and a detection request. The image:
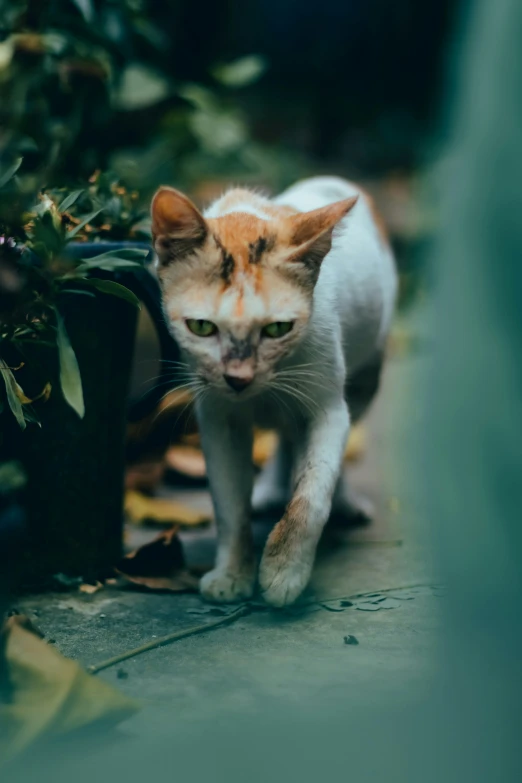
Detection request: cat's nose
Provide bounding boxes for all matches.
[224,374,253,392]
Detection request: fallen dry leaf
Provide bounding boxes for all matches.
[0,615,138,764]
[163,424,364,479]
[252,426,365,465]
[345,423,366,462]
[115,526,199,592]
[158,388,193,412]
[79,581,103,595]
[253,430,278,467]
[126,392,365,498]
[125,489,210,527]
[166,444,206,478]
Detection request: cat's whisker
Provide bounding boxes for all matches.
[278,379,324,411]
[271,381,320,417]
[137,372,189,389]
[275,369,335,385]
[150,379,202,425]
[158,359,192,369]
[275,375,338,395]
[267,387,299,428]
[130,372,194,406]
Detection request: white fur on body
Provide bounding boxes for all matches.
[196,177,396,606]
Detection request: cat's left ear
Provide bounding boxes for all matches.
[286,197,358,281]
[151,187,208,266]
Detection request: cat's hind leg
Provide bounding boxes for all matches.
[331,470,374,526]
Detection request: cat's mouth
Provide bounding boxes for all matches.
[222,381,258,398]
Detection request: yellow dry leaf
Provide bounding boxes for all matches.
[253,430,278,466]
[79,581,103,595]
[0,616,138,765]
[166,445,206,478]
[250,426,366,466]
[15,381,52,405]
[125,489,210,527]
[158,388,193,412]
[345,424,366,462]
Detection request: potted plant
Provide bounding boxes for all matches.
[0,165,156,588]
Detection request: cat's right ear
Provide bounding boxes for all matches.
[151,187,207,266]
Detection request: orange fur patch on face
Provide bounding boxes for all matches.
[153,186,360,309]
[207,213,279,287]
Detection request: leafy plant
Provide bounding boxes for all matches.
[50,170,151,241]
[0,163,147,427]
[0,1,298,195]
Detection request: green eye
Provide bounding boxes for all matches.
[186,319,218,337]
[262,321,293,339]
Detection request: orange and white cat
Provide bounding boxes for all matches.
[151,177,397,606]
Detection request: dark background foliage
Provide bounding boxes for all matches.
[0,0,459,196]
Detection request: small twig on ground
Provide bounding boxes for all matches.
[87,603,251,675]
[86,583,441,675]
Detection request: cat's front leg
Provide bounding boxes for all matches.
[259,399,350,607]
[197,399,256,603]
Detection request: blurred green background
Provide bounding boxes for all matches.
[0,0,460,317]
[0,0,457,193]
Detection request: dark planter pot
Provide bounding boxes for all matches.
[3,241,182,590]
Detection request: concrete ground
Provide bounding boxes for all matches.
[12,320,443,781]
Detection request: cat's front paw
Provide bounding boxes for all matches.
[200,566,255,603]
[259,548,313,608]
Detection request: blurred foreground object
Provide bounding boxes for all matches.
[0,615,138,766]
[420,0,522,779]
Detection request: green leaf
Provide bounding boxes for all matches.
[189,109,246,154]
[59,287,96,297]
[74,259,143,275]
[178,84,216,112]
[84,248,148,262]
[59,190,84,212]
[0,157,22,189]
[74,278,141,308]
[114,65,170,111]
[28,210,65,258]
[212,56,267,88]
[0,37,15,72]
[65,208,102,241]
[0,359,26,430]
[72,0,94,22]
[55,312,84,419]
[74,247,148,273]
[23,406,42,427]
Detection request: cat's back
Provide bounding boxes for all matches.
[276,176,397,367]
[274,175,360,212]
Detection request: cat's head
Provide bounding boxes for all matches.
[151,187,356,397]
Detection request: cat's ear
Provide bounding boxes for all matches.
[287,197,358,281]
[151,187,208,266]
